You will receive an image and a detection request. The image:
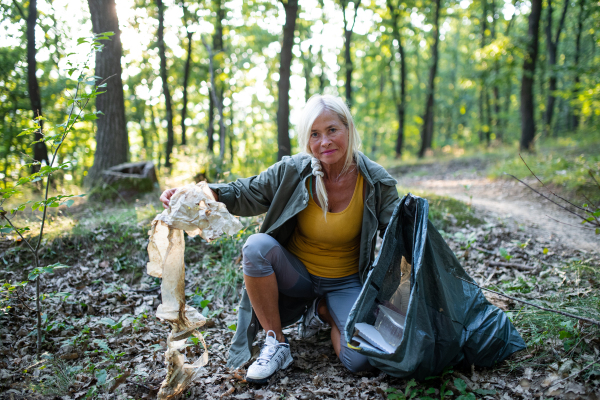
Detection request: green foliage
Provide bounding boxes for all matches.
[0,280,28,315]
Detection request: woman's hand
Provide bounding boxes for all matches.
[160,188,178,209]
[160,186,219,209]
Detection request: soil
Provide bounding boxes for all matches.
[389,159,600,254]
[1,160,599,399]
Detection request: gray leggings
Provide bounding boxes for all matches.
[242,233,374,373]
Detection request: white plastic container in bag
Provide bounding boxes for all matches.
[374,304,406,348]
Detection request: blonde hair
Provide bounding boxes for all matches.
[297,94,362,219]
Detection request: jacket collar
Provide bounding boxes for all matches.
[292,152,397,186]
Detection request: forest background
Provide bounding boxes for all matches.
[1,0,599,189]
[1,0,600,398]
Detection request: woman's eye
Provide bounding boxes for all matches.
[311,132,318,137]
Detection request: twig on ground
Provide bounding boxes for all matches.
[454,275,600,327]
[473,246,496,255]
[553,358,599,386]
[487,260,536,271]
[126,379,158,392]
[134,286,160,293]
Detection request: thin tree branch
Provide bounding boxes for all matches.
[1,215,36,254]
[519,154,589,213]
[11,0,25,19]
[589,170,600,191]
[553,358,599,386]
[505,173,587,220]
[350,0,362,32]
[455,275,600,327]
[545,215,597,231]
[487,260,536,271]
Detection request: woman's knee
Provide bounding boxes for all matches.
[339,345,375,373]
[242,233,279,277]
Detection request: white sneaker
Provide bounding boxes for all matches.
[246,330,293,384]
[298,297,325,339]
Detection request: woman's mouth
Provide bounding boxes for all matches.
[322,149,337,155]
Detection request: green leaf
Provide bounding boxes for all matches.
[200,299,210,308]
[454,378,467,393]
[559,330,573,340]
[596,228,599,235]
[27,263,69,281]
[543,247,549,255]
[64,199,75,208]
[227,324,236,331]
[98,317,117,326]
[95,369,107,385]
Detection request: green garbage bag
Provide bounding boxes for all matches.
[345,194,526,379]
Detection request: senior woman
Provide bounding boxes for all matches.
[160,94,399,383]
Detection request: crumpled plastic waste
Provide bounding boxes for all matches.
[146,182,243,399]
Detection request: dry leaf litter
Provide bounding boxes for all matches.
[0,180,598,399]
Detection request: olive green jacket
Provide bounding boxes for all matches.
[209,151,399,368]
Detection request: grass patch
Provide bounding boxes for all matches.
[500,258,600,373]
[488,132,600,205]
[398,189,484,231]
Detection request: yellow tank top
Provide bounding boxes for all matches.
[287,174,364,278]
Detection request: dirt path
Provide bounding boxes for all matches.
[390,160,599,254]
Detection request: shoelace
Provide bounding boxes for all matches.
[256,340,279,365]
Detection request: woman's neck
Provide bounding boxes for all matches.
[321,159,356,183]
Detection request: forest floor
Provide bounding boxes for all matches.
[0,156,599,400]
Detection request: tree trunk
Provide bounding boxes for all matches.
[181,29,193,146]
[156,0,175,168]
[387,0,406,159]
[207,93,215,153]
[339,0,362,109]
[87,0,129,182]
[276,0,298,160]
[418,0,441,158]
[543,0,569,136]
[490,0,501,141]
[570,0,585,130]
[478,0,488,144]
[26,0,49,172]
[303,43,313,102]
[519,0,542,152]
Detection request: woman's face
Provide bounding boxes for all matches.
[309,110,349,168]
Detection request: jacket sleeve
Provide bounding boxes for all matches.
[377,182,400,237]
[208,160,287,217]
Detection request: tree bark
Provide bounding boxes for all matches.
[303,42,313,102]
[478,0,488,144]
[490,0,501,141]
[26,0,49,172]
[543,0,569,136]
[87,0,129,182]
[570,0,585,130]
[418,0,441,158]
[338,0,362,109]
[156,0,175,168]
[207,93,215,153]
[519,0,542,152]
[205,0,225,156]
[387,0,406,159]
[276,0,298,160]
[181,27,193,146]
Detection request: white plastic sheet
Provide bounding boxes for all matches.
[146,182,242,399]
